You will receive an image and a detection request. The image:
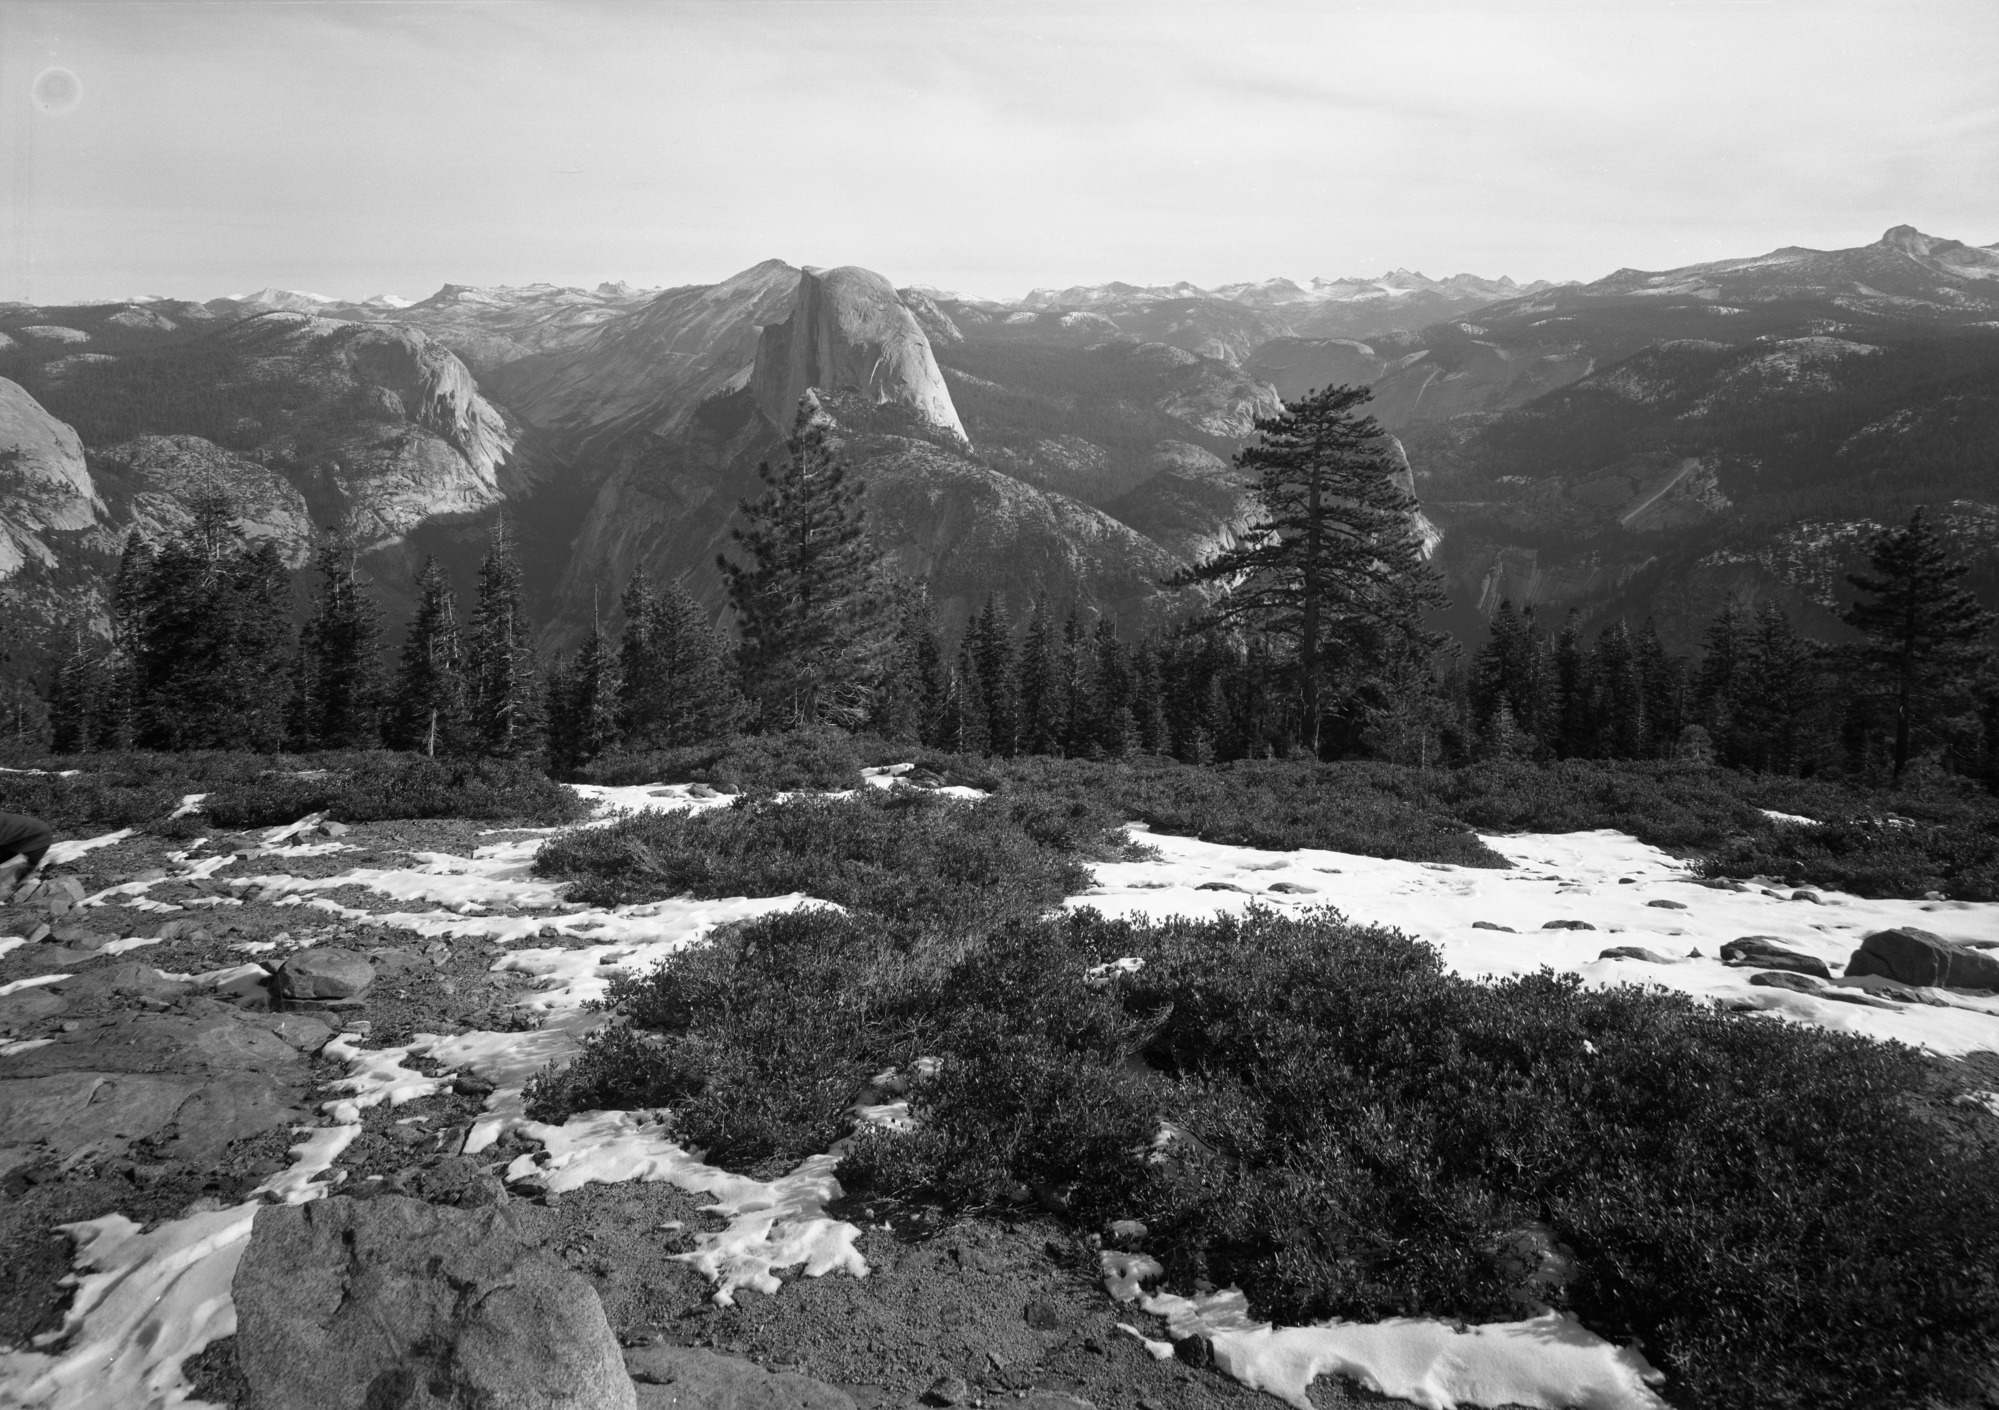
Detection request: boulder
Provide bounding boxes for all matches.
[1844,928,1999,991]
[1471,921,1516,932]
[1720,937,1831,980]
[275,948,374,1002]
[1542,920,1596,931]
[1645,899,1687,910]
[625,1345,856,1409]
[235,1195,636,1410]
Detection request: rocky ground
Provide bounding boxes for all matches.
[0,813,1390,1410]
[6,799,1997,1410]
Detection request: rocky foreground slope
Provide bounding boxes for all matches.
[2,776,1997,1409]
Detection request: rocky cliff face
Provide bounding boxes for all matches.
[0,378,101,579]
[494,260,801,452]
[750,267,967,443]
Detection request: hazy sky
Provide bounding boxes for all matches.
[3,0,1996,305]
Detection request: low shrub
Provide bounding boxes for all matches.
[531,786,1128,931]
[987,756,1509,867]
[203,755,587,827]
[555,896,1999,1410]
[1698,815,1999,900]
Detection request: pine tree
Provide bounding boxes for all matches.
[869,579,948,744]
[1694,599,1749,748]
[1552,613,1594,759]
[298,528,386,749]
[1171,384,1447,756]
[1590,621,1647,759]
[125,492,294,751]
[1634,619,1685,757]
[1059,607,1093,757]
[1015,595,1065,756]
[546,624,621,772]
[968,596,1019,756]
[1091,618,1137,757]
[618,574,740,748]
[1130,634,1170,755]
[1732,602,1821,774]
[940,637,989,754]
[466,521,542,757]
[719,395,889,729]
[387,557,466,757]
[1843,508,1998,781]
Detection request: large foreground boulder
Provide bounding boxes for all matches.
[235,1195,635,1410]
[1844,928,1999,991]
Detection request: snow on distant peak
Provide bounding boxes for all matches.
[361,293,412,309]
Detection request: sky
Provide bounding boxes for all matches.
[2,0,1996,306]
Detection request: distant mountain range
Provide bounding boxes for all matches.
[3,225,1996,670]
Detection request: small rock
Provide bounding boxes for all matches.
[1542,920,1596,931]
[1195,881,1244,893]
[1721,937,1832,980]
[1471,921,1516,932]
[454,1073,498,1097]
[1024,1299,1064,1331]
[923,1375,971,1406]
[460,1174,511,1207]
[1598,946,1675,964]
[1646,899,1687,910]
[1265,881,1316,894]
[1790,889,1824,904]
[1175,1334,1214,1368]
[1749,970,1824,994]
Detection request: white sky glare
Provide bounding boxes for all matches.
[2,0,1996,305]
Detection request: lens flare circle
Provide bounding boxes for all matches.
[33,67,82,114]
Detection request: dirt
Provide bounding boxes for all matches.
[3,818,1408,1410]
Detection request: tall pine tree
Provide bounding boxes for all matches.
[297,527,386,749]
[466,521,542,757]
[719,395,888,729]
[1172,384,1445,756]
[388,557,467,757]
[1843,508,1997,781]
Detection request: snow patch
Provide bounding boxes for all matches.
[1074,825,1999,1057]
[0,1202,257,1410]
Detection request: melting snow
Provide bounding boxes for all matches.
[1104,1254,1666,1410]
[0,1202,257,1410]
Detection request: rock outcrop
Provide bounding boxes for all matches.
[0,378,101,579]
[751,267,967,444]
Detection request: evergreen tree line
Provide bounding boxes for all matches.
[1465,507,1998,783]
[37,392,1999,788]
